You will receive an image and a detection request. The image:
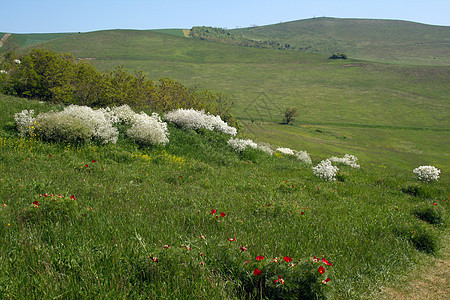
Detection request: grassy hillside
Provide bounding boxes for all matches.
[33,29,450,173]
[1,32,71,50]
[0,95,448,299]
[233,17,450,66]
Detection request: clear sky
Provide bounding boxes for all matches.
[1,0,449,33]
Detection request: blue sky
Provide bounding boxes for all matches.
[1,0,449,33]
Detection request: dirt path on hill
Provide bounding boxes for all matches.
[381,233,449,299]
[0,33,11,48]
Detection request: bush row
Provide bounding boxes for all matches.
[0,49,236,126]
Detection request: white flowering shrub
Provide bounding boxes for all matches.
[36,112,95,144]
[276,147,295,156]
[257,143,274,156]
[165,108,237,136]
[329,154,360,168]
[312,159,339,181]
[227,138,257,153]
[14,109,36,137]
[103,105,138,125]
[413,166,441,182]
[295,150,312,164]
[126,112,169,146]
[61,105,119,144]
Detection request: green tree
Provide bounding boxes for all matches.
[283,106,299,124]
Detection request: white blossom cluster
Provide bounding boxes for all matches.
[126,112,169,146]
[257,143,274,156]
[14,105,170,146]
[164,108,237,136]
[102,105,138,125]
[61,105,119,144]
[0,70,7,74]
[276,147,295,156]
[14,109,36,136]
[295,150,312,165]
[312,159,339,181]
[13,59,21,64]
[329,154,360,168]
[413,165,441,182]
[227,138,258,152]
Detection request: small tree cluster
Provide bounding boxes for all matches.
[329,53,347,60]
[0,49,235,125]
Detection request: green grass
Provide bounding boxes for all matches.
[233,17,450,66]
[32,29,449,174]
[0,95,449,299]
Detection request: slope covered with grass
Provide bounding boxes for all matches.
[0,95,448,299]
[233,17,450,65]
[31,29,450,174]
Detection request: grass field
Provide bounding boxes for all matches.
[1,19,449,298]
[37,29,450,173]
[233,17,450,66]
[0,95,448,299]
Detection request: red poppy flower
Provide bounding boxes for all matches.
[318,266,325,274]
[240,245,247,251]
[283,256,293,263]
[253,268,262,276]
[220,212,226,217]
[151,256,158,262]
[322,277,331,284]
[322,258,333,266]
[92,160,97,163]
[88,206,93,210]
[33,201,40,207]
[312,256,319,263]
[255,255,265,261]
[273,275,285,284]
[85,164,88,168]
[227,237,236,242]
[244,259,249,265]
[2,203,7,207]
[163,245,170,249]
[211,209,217,215]
[70,195,76,200]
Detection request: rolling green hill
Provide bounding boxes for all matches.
[1,22,449,173]
[233,17,450,66]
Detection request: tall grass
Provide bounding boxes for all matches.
[1,96,448,299]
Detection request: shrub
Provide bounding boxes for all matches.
[276,147,295,156]
[36,112,94,144]
[295,150,312,164]
[329,154,360,168]
[61,105,119,144]
[14,109,36,137]
[413,166,440,182]
[164,108,237,135]
[329,53,347,59]
[312,159,339,181]
[126,112,169,146]
[227,138,257,153]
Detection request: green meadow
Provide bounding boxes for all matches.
[1,18,449,298]
[38,29,450,172]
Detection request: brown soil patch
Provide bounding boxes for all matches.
[0,33,11,48]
